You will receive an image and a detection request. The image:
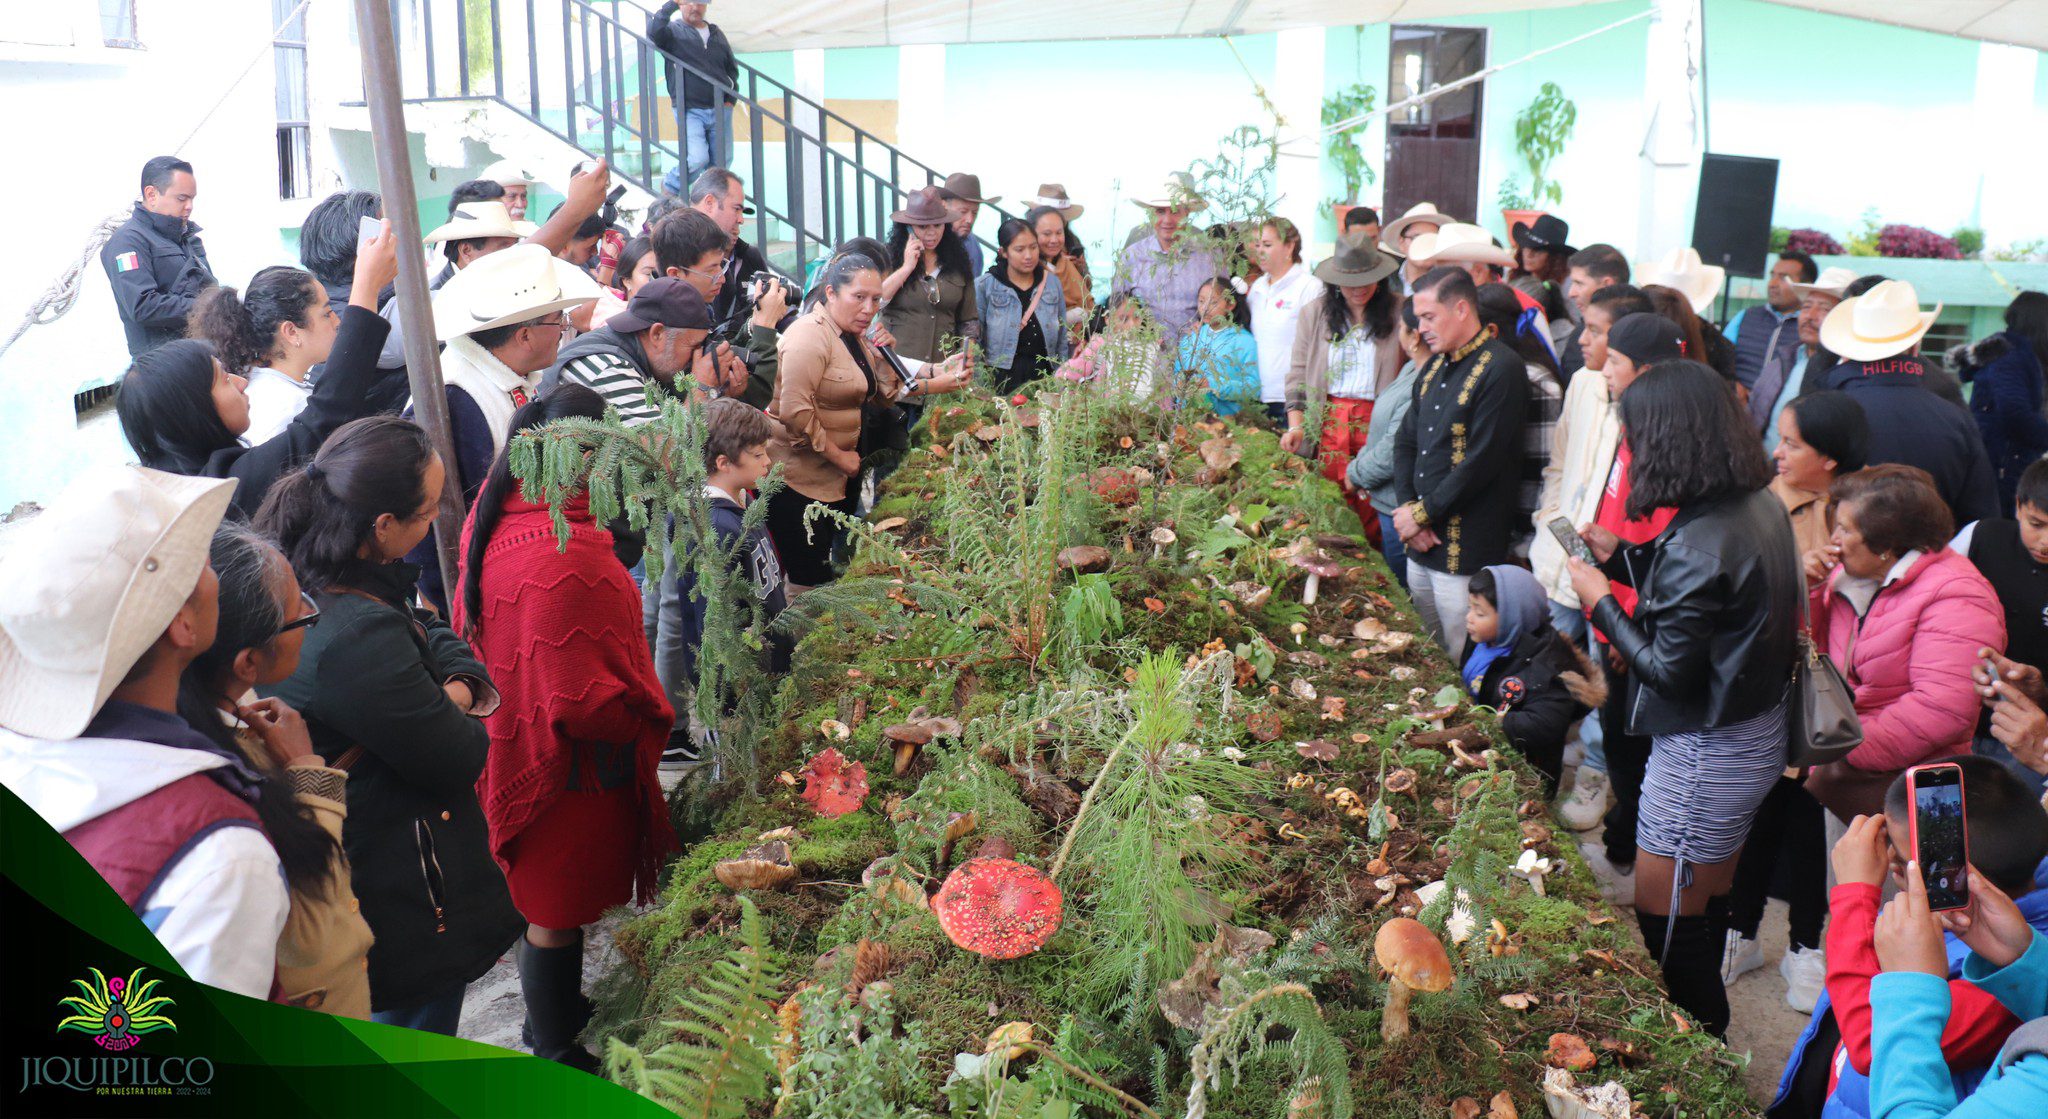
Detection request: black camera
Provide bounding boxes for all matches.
[747,270,799,305]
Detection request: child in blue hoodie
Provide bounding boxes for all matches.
[1174,277,1259,417]
[1460,565,1602,797]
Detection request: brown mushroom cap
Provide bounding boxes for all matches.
[1289,550,1345,578]
[1374,917,1453,992]
[714,840,798,891]
[1150,526,1178,546]
[883,724,936,746]
[1057,545,1112,572]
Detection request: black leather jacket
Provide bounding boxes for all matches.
[1590,486,1802,737]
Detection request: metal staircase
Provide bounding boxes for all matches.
[380,0,989,277]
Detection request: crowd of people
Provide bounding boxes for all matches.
[5,123,2048,1113]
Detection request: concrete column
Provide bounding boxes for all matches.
[1273,26,1327,247]
[1634,0,1704,263]
[1970,42,2040,252]
[792,47,827,242]
[895,44,947,186]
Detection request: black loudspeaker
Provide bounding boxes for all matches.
[1692,153,1780,278]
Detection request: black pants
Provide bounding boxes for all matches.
[1599,656,1652,867]
[1727,776,1828,950]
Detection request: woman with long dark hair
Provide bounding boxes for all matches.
[119,227,399,515]
[1566,359,1801,1037]
[1281,233,1402,537]
[1025,202,1092,325]
[178,522,373,1017]
[1477,282,1565,558]
[879,185,979,363]
[256,416,521,1035]
[1644,283,1737,384]
[453,386,676,1069]
[973,217,1068,392]
[191,266,349,444]
[1954,290,2048,513]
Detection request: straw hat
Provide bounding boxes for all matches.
[1820,279,1942,362]
[1408,223,1514,268]
[891,185,954,226]
[0,466,236,739]
[1379,201,1455,253]
[1312,231,1402,289]
[1022,183,1084,222]
[1128,172,1208,213]
[1788,266,1859,299]
[431,242,603,340]
[1638,247,1726,315]
[423,201,538,244]
[480,159,536,188]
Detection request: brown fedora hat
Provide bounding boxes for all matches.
[1312,231,1402,289]
[892,185,954,226]
[941,173,1000,205]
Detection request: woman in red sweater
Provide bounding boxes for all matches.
[453,385,678,1070]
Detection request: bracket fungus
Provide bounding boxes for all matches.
[933,857,1064,959]
[1373,917,1453,1043]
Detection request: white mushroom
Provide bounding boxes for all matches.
[1511,848,1554,896]
[1150,526,1178,558]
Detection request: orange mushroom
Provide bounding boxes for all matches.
[1374,916,1452,1042]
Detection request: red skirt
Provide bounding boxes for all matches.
[1317,396,1380,544]
[501,785,638,930]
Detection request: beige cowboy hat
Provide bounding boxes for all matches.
[1639,247,1726,315]
[479,159,537,188]
[431,242,602,341]
[1379,201,1455,253]
[1128,172,1208,213]
[1407,223,1514,268]
[1820,279,1942,362]
[0,466,236,740]
[1788,266,1859,299]
[1312,231,1402,289]
[423,201,539,244]
[1022,183,1084,222]
[891,185,954,226]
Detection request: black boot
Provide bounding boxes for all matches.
[1636,909,1731,1039]
[517,934,600,1072]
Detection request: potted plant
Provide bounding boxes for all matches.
[1322,83,1378,231]
[1499,81,1576,239]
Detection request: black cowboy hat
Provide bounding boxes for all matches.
[1509,214,1574,255]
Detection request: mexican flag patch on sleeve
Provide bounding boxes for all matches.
[114,251,141,273]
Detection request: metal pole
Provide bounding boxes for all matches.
[354,0,466,603]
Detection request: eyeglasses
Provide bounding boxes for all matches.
[680,259,728,279]
[274,592,320,637]
[528,315,570,331]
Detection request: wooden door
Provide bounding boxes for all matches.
[1383,26,1486,225]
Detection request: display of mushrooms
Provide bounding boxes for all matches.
[714,839,798,892]
[1288,550,1344,605]
[1374,916,1453,1042]
[932,857,1064,959]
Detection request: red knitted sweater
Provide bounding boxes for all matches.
[453,494,677,905]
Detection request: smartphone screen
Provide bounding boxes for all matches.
[357,214,384,252]
[1547,516,1597,565]
[1910,763,1970,911]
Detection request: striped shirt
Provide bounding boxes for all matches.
[554,351,663,427]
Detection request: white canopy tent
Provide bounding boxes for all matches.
[711,0,2048,52]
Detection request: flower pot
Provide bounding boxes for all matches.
[1331,203,1356,230]
[1501,208,1545,243]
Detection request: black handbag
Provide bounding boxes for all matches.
[841,333,907,463]
[1786,582,1863,768]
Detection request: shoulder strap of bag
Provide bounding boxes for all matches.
[839,332,881,402]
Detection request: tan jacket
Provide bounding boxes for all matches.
[770,308,902,503]
[1772,475,1833,574]
[1284,309,1403,412]
[1050,252,1093,317]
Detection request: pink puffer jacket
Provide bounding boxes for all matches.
[1813,549,2006,773]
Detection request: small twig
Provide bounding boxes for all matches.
[1012,1041,1161,1119]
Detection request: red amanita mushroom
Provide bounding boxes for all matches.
[932,857,1064,959]
[1288,550,1344,605]
[799,747,869,818]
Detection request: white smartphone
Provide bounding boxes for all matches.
[357,214,384,252]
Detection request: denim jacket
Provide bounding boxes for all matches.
[973,268,1068,371]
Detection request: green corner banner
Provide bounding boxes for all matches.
[2,784,665,1117]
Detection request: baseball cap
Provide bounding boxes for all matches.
[609,277,712,334]
[1606,312,1688,368]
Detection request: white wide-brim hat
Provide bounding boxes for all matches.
[480,159,537,189]
[1820,279,1941,362]
[432,242,603,340]
[1788,266,1859,300]
[1639,247,1727,315]
[0,466,236,740]
[423,201,539,245]
[1129,172,1208,213]
[1379,201,1455,253]
[1408,222,1514,268]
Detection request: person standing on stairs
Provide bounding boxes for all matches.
[650,0,738,190]
[103,155,216,358]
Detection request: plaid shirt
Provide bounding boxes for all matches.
[1514,364,1565,557]
[1113,233,1218,341]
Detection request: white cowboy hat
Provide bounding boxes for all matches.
[1407,223,1513,268]
[0,466,236,740]
[1639,247,1726,315]
[1022,183,1084,222]
[432,242,603,340]
[480,159,536,188]
[1820,279,1941,362]
[1128,172,1208,213]
[1379,201,1455,253]
[1788,266,1859,299]
[423,201,539,245]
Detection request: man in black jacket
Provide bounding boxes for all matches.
[1393,266,1531,655]
[686,167,766,327]
[648,0,738,188]
[102,156,216,357]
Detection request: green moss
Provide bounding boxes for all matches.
[892,750,1048,875]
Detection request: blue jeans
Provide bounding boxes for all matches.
[1547,598,1607,773]
[1376,512,1408,591]
[372,987,466,1036]
[684,104,733,182]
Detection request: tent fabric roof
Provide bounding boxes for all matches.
[715,0,2047,53]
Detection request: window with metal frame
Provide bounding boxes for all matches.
[101,0,140,47]
[274,0,312,198]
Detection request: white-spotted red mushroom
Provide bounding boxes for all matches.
[714,840,797,891]
[1289,550,1344,605]
[933,857,1064,959]
[1374,916,1453,1042]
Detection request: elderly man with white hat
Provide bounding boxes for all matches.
[1818,279,1997,526]
[480,159,537,220]
[1380,201,1454,294]
[0,466,290,1000]
[1110,175,1219,341]
[1754,265,1856,445]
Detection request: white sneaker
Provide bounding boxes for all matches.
[1781,945,1826,1013]
[1558,768,1611,831]
[1563,736,1585,768]
[1577,842,1635,905]
[1720,930,1766,984]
